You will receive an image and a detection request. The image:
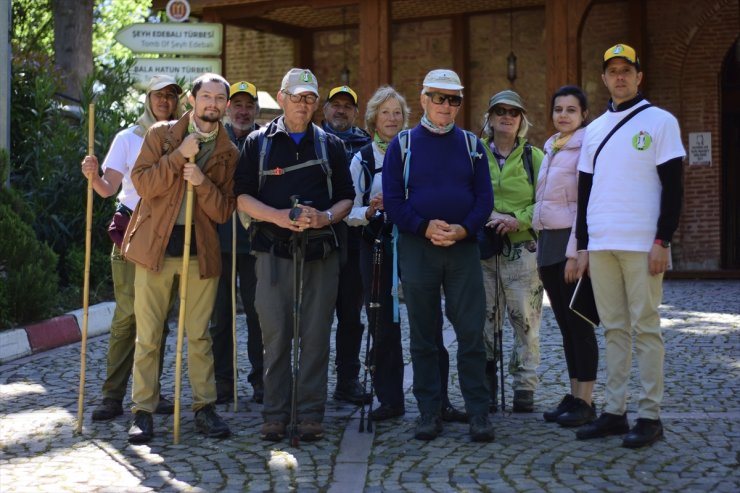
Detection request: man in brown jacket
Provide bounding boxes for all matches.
[123,73,238,444]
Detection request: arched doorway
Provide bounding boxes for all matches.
[721,39,740,269]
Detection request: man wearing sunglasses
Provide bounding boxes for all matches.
[234,68,354,442]
[383,69,495,442]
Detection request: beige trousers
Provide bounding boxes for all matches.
[589,250,664,420]
[132,257,218,413]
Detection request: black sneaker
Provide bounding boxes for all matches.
[469,414,495,442]
[441,403,468,423]
[370,404,405,421]
[622,418,663,448]
[333,379,372,405]
[92,398,123,421]
[557,398,596,427]
[513,390,534,413]
[543,394,575,422]
[128,411,153,444]
[154,395,174,415]
[414,413,442,440]
[576,412,630,440]
[194,405,231,438]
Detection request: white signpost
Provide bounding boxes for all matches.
[131,58,223,88]
[115,23,222,56]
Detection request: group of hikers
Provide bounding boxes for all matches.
[80,42,684,449]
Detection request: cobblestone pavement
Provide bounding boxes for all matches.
[1,280,738,492]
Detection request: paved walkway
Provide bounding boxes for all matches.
[1,280,738,492]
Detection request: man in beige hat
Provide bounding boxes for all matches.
[80,74,183,422]
[235,68,355,442]
[382,69,495,442]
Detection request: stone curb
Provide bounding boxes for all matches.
[0,302,115,364]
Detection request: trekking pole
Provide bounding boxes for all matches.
[76,102,95,434]
[231,211,238,412]
[495,253,506,413]
[360,213,384,432]
[288,195,304,447]
[173,156,195,444]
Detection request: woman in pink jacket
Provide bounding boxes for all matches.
[533,85,598,428]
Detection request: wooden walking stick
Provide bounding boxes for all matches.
[231,211,238,412]
[76,103,95,434]
[173,156,196,444]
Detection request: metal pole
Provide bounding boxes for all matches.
[231,211,238,412]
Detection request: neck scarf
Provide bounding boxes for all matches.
[188,113,219,144]
[550,131,574,155]
[420,113,454,134]
[373,131,389,153]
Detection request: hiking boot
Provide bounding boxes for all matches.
[194,405,231,439]
[622,418,663,449]
[261,421,286,442]
[370,404,405,421]
[297,420,324,441]
[485,360,498,412]
[252,380,264,404]
[557,398,596,427]
[154,395,174,415]
[513,390,534,413]
[441,403,468,423]
[414,413,442,441]
[576,412,630,440]
[333,379,372,405]
[128,411,153,444]
[543,394,575,422]
[92,398,123,421]
[469,414,495,442]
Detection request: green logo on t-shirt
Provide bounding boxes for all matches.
[632,131,652,151]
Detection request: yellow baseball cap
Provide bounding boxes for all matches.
[603,43,640,70]
[229,80,258,99]
[327,85,358,105]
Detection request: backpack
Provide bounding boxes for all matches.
[238,122,331,230]
[390,128,483,321]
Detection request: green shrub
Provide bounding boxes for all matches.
[8,52,140,319]
[0,201,60,327]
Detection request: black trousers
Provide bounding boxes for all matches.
[539,261,598,381]
[360,240,404,407]
[334,228,365,382]
[209,252,264,387]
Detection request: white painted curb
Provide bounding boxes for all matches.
[0,328,32,364]
[68,302,116,338]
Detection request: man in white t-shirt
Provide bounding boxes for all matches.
[80,75,183,422]
[574,44,685,448]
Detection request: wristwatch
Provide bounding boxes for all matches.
[654,239,671,248]
[326,210,334,224]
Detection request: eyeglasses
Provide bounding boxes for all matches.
[492,107,522,118]
[282,91,318,104]
[425,92,463,107]
[152,91,178,101]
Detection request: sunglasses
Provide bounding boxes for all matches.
[282,91,318,104]
[425,92,463,107]
[492,107,522,118]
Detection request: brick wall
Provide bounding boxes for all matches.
[220,0,738,271]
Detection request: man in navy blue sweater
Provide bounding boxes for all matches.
[383,69,495,442]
